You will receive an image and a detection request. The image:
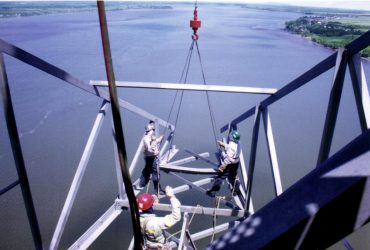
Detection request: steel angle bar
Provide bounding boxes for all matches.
[262,107,283,196]
[178,212,190,250]
[0,53,43,250]
[171,178,214,195]
[161,147,179,163]
[207,130,370,250]
[68,201,122,250]
[0,179,20,196]
[91,80,277,95]
[160,132,175,157]
[168,152,210,165]
[220,53,337,131]
[245,106,261,212]
[220,107,255,133]
[165,172,239,210]
[317,48,349,165]
[348,54,370,131]
[129,134,145,175]
[118,199,245,217]
[185,149,219,167]
[50,101,109,250]
[346,29,370,56]
[160,164,217,174]
[191,220,242,241]
[0,39,172,129]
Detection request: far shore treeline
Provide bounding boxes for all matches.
[285,15,370,58]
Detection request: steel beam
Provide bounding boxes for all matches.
[165,172,239,210]
[207,129,370,250]
[191,220,242,241]
[68,202,122,250]
[317,48,348,165]
[245,106,261,212]
[118,200,245,217]
[0,53,43,250]
[168,152,210,166]
[220,53,337,132]
[50,101,109,250]
[160,164,217,174]
[90,80,277,95]
[0,38,172,129]
[262,107,283,196]
[185,149,219,167]
[348,54,370,131]
[178,212,189,250]
[171,178,214,195]
[239,150,254,214]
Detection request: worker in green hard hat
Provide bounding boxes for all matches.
[207,130,242,196]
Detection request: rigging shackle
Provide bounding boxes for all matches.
[190,6,201,40]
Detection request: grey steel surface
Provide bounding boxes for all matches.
[119,200,246,217]
[317,49,348,165]
[262,107,283,195]
[207,129,370,250]
[348,54,370,131]
[90,80,277,94]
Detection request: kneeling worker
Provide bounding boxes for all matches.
[137,186,181,249]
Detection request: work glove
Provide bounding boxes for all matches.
[165,186,174,198]
[218,165,226,172]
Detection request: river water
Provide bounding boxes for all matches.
[0,3,369,249]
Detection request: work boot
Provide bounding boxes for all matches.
[154,182,165,195]
[133,184,143,191]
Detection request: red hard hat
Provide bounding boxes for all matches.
[137,193,155,211]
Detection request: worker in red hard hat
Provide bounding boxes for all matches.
[137,186,181,249]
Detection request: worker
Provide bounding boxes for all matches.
[207,130,242,196]
[134,121,165,195]
[137,186,181,249]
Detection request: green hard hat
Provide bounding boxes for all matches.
[231,130,240,141]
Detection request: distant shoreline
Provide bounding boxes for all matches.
[285,15,370,58]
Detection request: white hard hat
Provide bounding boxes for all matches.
[145,123,155,132]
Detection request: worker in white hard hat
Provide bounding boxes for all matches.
[134,120,165,195]
[137,186,181,249]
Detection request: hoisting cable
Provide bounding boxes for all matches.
[164,2,220,162]
[97,1,143,249]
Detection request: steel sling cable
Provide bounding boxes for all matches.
[195,41,219,148]
[166,40,196,163]
[162,40,196,136]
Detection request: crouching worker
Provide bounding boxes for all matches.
[137,186,181,249]
[207,130,242,196]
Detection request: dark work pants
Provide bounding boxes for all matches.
[210,162,241,195]
[140,156,162,192]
